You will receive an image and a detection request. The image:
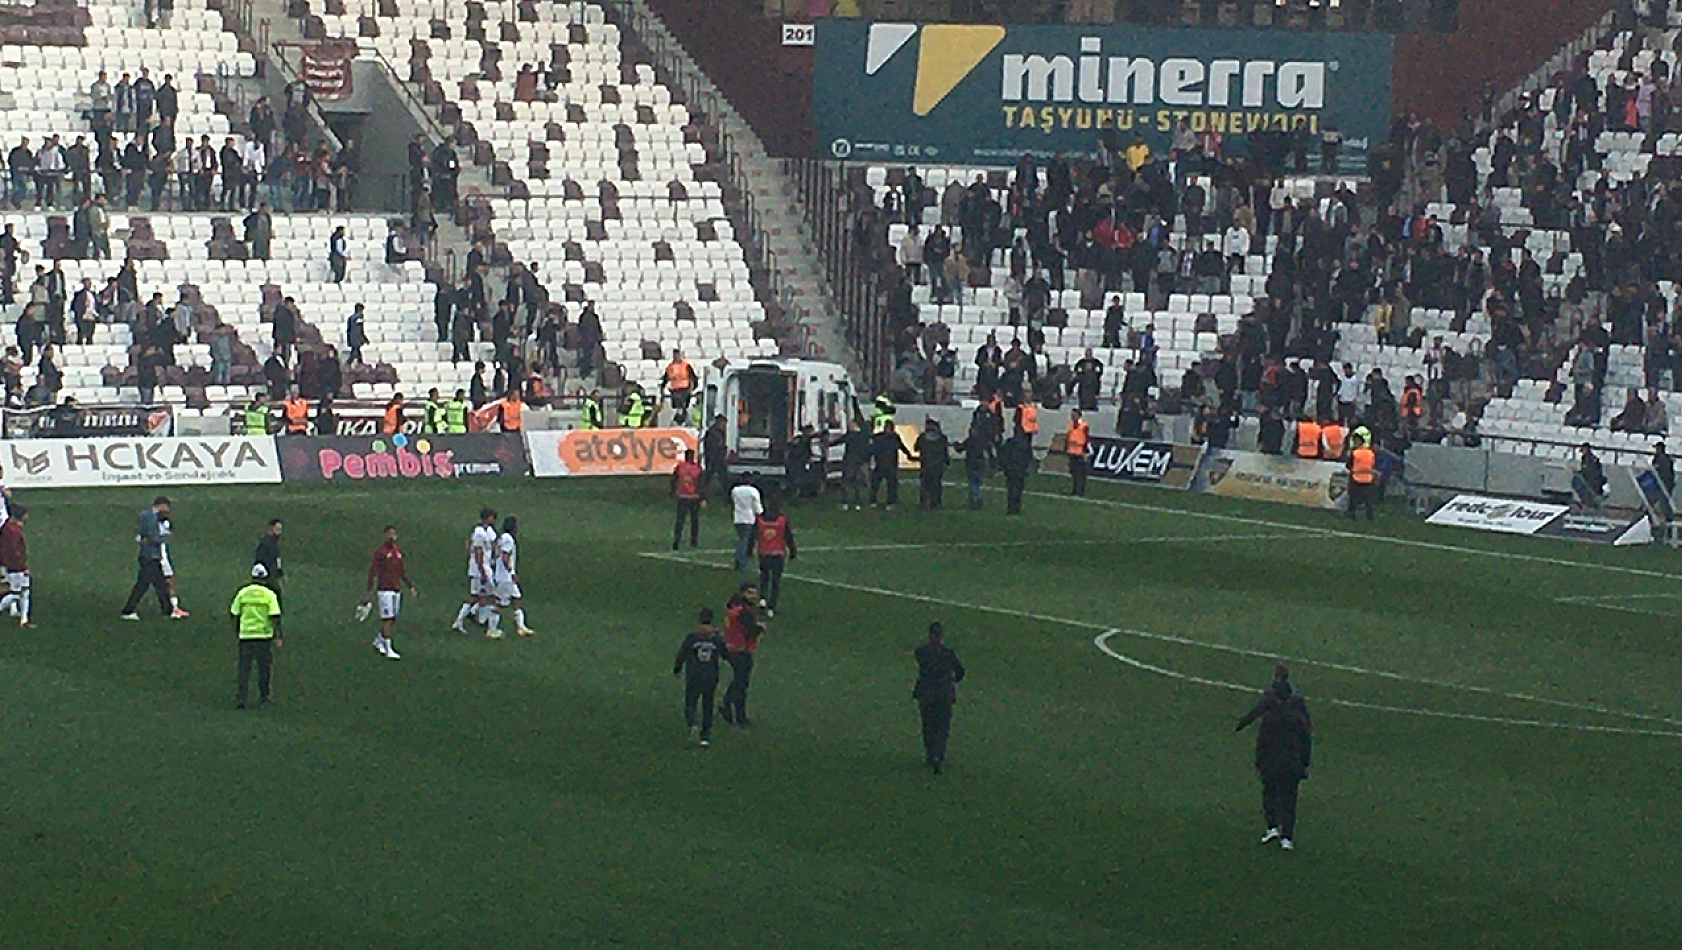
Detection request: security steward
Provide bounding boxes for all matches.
[381,393,406,435]
[1236,663,1313,851]
[914,417,950,509]
[583,388,606,429]
[748,502,796,618]
[912,621,965,774]
[423,387,447,433]
[231,562,283,709]
[720,581,763,727]
[670,448,704,550]
[1347,432,1379,521]
[673,606,728,747]
[282,387,309,435]
[1013,394,1040,445]
[1294,415,1322,459]
[242,393,269,435]
[1066,408,1091,497]
[624,386,652,428]
[1319,416,1347,460]
[871,393,896,434]
[661,350,697,418]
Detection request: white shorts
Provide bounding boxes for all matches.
[377,590,401,620]
[470,575,495,598]
[495,578,521,605]
[159,551,174,579]
[5,571,27,592]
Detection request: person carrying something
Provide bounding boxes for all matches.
[673,606,729,747]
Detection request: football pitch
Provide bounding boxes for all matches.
[2,475,1679,948]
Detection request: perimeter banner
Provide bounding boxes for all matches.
[814,21,1392,170]
[3,436,280,487]
[1199,450,1347,510]
[525,428,698,477]
[278,434,528,482]
[2,404,174,439]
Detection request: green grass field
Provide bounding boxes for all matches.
[2,473,1679,948]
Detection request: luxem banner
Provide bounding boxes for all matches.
[526,428,700,478]
[278,434,529,482]
[814,21,1392,171]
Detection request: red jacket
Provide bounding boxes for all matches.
[671,460,703,500]
[724,596,760,654]
[0,519,25,572]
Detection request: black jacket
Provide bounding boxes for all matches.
[915,430,949,473]
[1237,686,1313,781]
[913,641,965,703]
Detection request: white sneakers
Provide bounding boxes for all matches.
[373,637,401,660]
[484,630,504,640]
[1280,838,1294,851]
[1261,828,1281,844]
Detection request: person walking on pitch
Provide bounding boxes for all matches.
[671,449,704,550]
[1236,663,1314,851]
[452,507,501,637]
[494,515,533,637]
[253,518,284,590]
[231,563,282,709]
[362,524,417,660]
[912,621,965,774]
[673,607,728,746]
[120,495,176,620]
[748,501,796,618]
[0,504,33,627]
[720,581,762,727]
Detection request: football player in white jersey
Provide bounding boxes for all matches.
[452,507,502,637]
[157,514,189,619]
[494,515,534,637]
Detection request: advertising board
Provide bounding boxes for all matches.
[3,436,281,487]
[525,428,699,478]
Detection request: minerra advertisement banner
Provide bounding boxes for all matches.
[525,428,699,478]
[3,436,281,488]
[1423,494,1570,536]
[1199,450,1347,510]
[814,20,1392,170]
[278,434,530,483]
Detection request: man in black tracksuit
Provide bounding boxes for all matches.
[1236,664,1314,851]
[913,622,965,774]
[914,418,950,509]
[840,420,871,510]
[673,607,728,746]
[869,421,915,508]
[998,430,1032,515]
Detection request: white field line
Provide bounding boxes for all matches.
[1554,593,1682,603]
[794,531,1308,554]
[979,482,1682,583]
[641,550,1682,734]
[1093,632,1682,739]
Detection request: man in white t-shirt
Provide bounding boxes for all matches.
[494,515,533,638]
[730,479,763,572]
[452,507,502,637]
[1336,363,1361,427]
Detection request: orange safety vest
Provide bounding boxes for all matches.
[1321,423,1346,459]
[664,360,694,391]
[382,404,403,434]
[1401,387,1423,419]
[1295,420,1321,458]
[500,398,524,431]
[1350,446,1377,484]
[1066,420,1090,457]
[1018,403,1039,435]
[283,397,309,433]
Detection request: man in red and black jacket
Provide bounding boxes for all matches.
[720,581,762,727]
[670,449,704,551]
[0,504,32,628]
[747,501,797,618]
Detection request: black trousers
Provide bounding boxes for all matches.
[758,556,785,610]
[121,557,170,616]
[1005,473,1026,513]
[1069,454,1088,496]
[722,651,754,723]
[236,638,274,704]
[673,498,701,548]
[1348,481,1376,520]
[871,467,899,506]
[919,697,954,764]
[330,255,346,283]
[1262,774,1302,838]
[684,675,718,738]
[920,470,944,508]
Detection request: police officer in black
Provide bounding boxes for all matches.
[869,420,914,509]
[673,607,729,747]
[914,418,950,509]
[912,621,965,774]
[1236,663,1314,851]
[998,428,1032,514]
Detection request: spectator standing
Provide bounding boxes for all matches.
[328,225,348,283]
[346,302,367,366]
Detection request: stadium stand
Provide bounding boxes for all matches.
[291,0,782,397]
